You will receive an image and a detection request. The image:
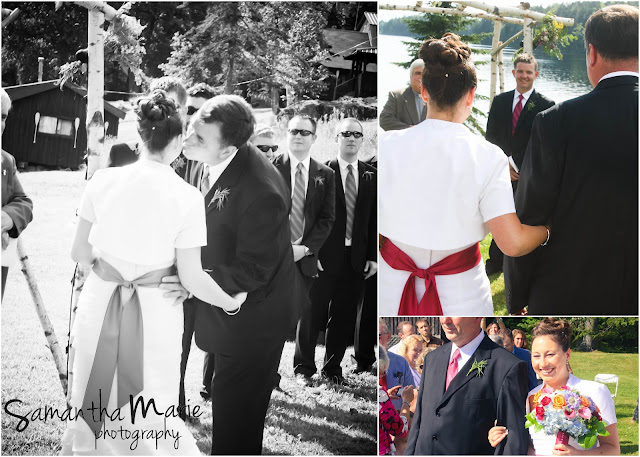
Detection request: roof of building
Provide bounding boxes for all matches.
[321,29,377,72]
[5,80,126,119]
[363,12,378,27]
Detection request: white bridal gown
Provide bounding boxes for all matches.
[379,119,515,316]
[62,159,205,455]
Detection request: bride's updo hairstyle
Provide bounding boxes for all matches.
[531,318,572,352]
[419,33,477,109]
[136,90,184,153]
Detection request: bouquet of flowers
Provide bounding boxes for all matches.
[525,386,610,449]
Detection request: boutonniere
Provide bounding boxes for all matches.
[526,101,536,112]
[171,155,186,171]
[466,358,488,377]
[313,176,324,188]
[362,170,374,181]
[208,187,230,210]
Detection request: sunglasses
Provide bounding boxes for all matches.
[256,145,279,153]
[288,129,314,137]
[186,106,199,115]
[338,131,363,139]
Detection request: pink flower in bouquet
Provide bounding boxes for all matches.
[541,396,552,407]
[564,408,576,419]
[578,407,592,420]
[541,387,554,394]
[536,406,545,421]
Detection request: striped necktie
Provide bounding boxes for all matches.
[290,162,305,242]
[345,164,357,240]
[512,94,524,134]
[200,165,211,196]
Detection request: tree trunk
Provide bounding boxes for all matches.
[224,55,235,95]
[17,238,68,396]
[86,7,106,180]
[523,17,534,55]
[578,318,596,351]
[489,21,501,104]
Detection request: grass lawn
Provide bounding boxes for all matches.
[480,234,507,315]
[570,351,639,456]
[2,146,376,454]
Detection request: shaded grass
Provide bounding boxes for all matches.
[1,169,376,455]
[570,352,639,456]
[480,233,507,315]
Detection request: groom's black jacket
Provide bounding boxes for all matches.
[185,144,299,356]
[405,335,529,456]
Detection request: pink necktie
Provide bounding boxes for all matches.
[445,348,461,391]
[512,94,524,134]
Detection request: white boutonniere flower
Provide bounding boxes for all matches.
[208,187,230,210]
[313,176,324,188]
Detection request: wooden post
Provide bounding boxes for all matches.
[523,16,534,54]
[86,6,105,181]
[490,20,502,104]
[498,45,504,94]
[333,69,340,100]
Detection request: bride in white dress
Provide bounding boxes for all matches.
[489,318,620,455]
[62,91,244,455]
[379,33,549,316]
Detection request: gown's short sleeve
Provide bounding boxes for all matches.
[77,170,104,223]
[479,151,516,223]
[175,190,207,249]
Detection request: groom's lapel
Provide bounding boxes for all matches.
[439,336,494,406]
[204,145,249,215]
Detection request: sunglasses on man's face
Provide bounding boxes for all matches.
[186,106,199,116]
[288,129,314,137]
[256,145,279,153]
[338,131,363,139]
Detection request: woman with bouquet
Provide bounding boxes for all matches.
[488,318,619,455]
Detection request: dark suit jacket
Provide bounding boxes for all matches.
[379,86,427,131]
[185,144,298,355]
[318,159,376,274]
[273,152,336,277]
[405,335,529,456]
[486,89,555,170]
[512,346,537,392]
[106,142,138,168]
[1,150,33,238]
[504,76,638,315]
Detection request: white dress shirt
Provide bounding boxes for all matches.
[512,87,534,112]
[449,329,485,370]
[599,70,640,83]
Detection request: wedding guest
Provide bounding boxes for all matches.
[1,88,33,299]
[489,333,504,347]
[505,5,638,315]
[63,90,243,454]
[379,33,549,316]
[312,118,377,384]
[178,81,216,407]
[512,328,529,350]
[379,346,414,456]
[484,53,555,276]
[250,126,279,161]
[272,114,336,386]
[106,77,187,168]
[380,59,427,131]
[405,317,529,455]
[380,318,414,409]
[489,318,620,454]
[388,320,415,354]
[499,328,537,391]
[396,334,425,386]
[482,316,506,335]
[415,318,443,349]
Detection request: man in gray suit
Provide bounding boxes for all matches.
[380,59,427,131]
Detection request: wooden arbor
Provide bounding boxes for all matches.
[379,1,574,104]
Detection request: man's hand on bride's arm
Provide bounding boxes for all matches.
[159,275,189,306]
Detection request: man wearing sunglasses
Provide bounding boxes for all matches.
[186,83,215,125]
[273,114,336,386]
[307,118,378,384]
[249,126,279,161]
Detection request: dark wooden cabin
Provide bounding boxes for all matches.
[3,80,125,169]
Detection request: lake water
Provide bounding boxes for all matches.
[379,34,593,125]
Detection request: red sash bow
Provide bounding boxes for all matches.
[380,240,482,315]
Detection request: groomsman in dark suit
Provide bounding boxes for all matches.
[380,59,427,131]
[405,317,529,455]
[484,53,555,276]
[303,118,378,383]
[272,115,336,384]
[505,5,638,315]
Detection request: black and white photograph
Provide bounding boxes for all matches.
[1,2,377,455]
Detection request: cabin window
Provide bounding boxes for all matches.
[38,116,74,137]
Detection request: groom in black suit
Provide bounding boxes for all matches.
[405,317,529,455]
[505,4,638,315]
[181,95,298,454]
[484,53,555,276]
